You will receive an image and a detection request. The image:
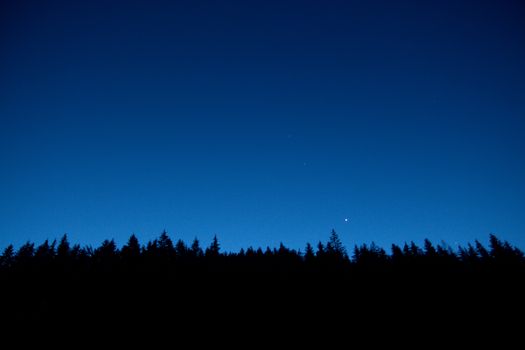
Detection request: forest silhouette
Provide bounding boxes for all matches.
[1,231,524,331]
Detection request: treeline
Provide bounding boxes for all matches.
[1,230,524,329]
[1,230,523,274]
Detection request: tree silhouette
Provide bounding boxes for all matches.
[158,231,174,253]
[0,245,14,269]
[191,238,203,258]
[94,239,119,271]
[326,229,347,259]
[57,234,71,260]
[391,244,404,264]
[409,241,423,257]
[96,239,118,256]
[205,235,220,257]
[304,243,315,262]
[175,239,188,257]
[0,232,523,326]
[424,239,437,258]
[458,243,479,265]
[353,242,387,267]
[475,240,490,262]
[122,234,141,274]
[16,241,35,268]
[264,247,273,257]
[488,233,524,266]
[316,242,325,258]
[35,240,55,262]
[122,234,141,260]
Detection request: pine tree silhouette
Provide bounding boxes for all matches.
[16,242,35,268]
[316,242,325,257]
[475,240,490,262]
[191,238,203,258]
[424,239,437,258]
[175,239,188,257]
[304,243,315,262]
[35,240,55,263]
[0,245,15,269]
[0,232,523,327]
[122,234,141,260]
[57,234,71,259]
[391,244,404,264]
[205,235,220,257]
[158,231,174,253]
[326,229,347,259]
[122,234,141,273]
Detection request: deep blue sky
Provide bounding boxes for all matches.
[1,0,525,251]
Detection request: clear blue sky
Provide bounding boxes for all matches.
[1,0,524,251]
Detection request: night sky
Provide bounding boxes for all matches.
[1,0,525,251]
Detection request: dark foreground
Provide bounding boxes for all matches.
[1,232,523,337]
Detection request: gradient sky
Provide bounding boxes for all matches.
[1,0,525,251]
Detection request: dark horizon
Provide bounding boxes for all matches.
[2,229,523,274]
[1,229,523,262]
[2,228,524,330]
[1,229,522,255]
